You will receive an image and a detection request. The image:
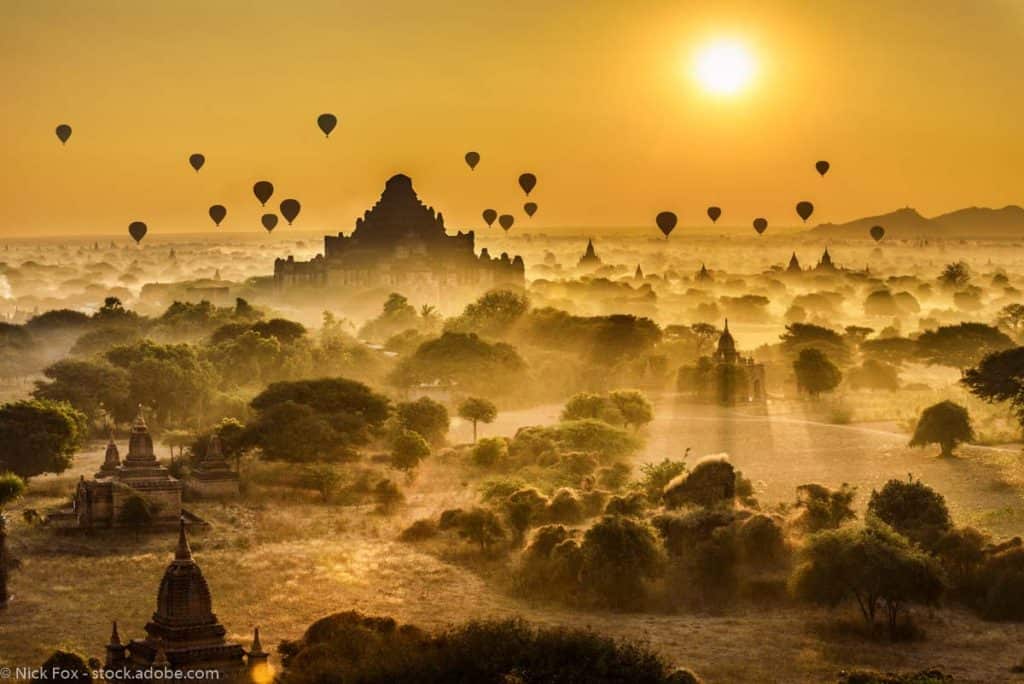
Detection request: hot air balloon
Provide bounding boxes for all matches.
[815,160,830,177]
[317,113,337,138]
[524,202,537,217]
[796,201,814,223]
[482,209,498,227]
[465,152,480,170]
[128,221,147,244]
[707,206,722,223]
[655,211,677,238]
[498,214,514,232]
[55,124,72,145]
[208,205,227,226]
[518,173,537,196]
[870,225,885,242]
[188,154,205,172]
[261,214,278,233]
[280,199,301,225]
[753,218,768,235]
[253,181,274,206]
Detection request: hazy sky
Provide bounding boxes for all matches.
[1,0,1022,237]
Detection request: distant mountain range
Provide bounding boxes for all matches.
[812,206,1024,240]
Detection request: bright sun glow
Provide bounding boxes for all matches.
[693,39,756,96]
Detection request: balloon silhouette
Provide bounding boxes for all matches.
[707,206,722,223]
[482,209,498,227]
[870,225,886,242]
[261,214,278,233]
[465,152,480,170]
[55,124,72,145]
[518,173,537,196]
[753,218,768,235]
[815,160,830,177]
[208,205,227,226]
[796,201,814,223]
[280,199,301,225]
[655,211,677,238]
[498,214,514,232]
[188,154,205,172]
[524,202,537,217]
[128,221,147,244]
[253,181,274,206]
[317,113,338,138]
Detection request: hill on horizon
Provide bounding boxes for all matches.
[812,205,1024,240]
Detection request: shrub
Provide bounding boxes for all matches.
[974,544,1024,620]
[737,514,787,568]
[546,488,584,524]
[794,483,857,533]
[604,491,648,517]
[399,519,438,542]
[638,458,688,503]
[663,456,735,508]
[579,515,662,609]
[867,477,952,550]
[391,429,430,473]
[471,437,508,468]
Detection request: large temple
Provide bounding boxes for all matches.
[274,174,524,298]
[103,520,267,682]
[677,321,767,405]
[72,410,184,529]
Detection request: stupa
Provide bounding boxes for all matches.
[188,434,240,498]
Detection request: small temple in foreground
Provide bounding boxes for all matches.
[72,409,183,529]
[103,520,267,682]
[274,174,524,297]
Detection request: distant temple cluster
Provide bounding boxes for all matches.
[677,321,766,405]
[67,409,237,530]
[102,521,267,682]
[274,174,524,297]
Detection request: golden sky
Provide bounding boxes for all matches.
[1,0,1022,237]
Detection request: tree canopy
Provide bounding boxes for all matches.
[0,400,87,480]
[909,401,974,457]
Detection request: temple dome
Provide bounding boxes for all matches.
[153,521,215,628]
[126,407,156,464]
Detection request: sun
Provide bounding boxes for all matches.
[693,39,756,96]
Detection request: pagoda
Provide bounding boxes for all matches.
[188,433,240,498]
[104,520,267,681]
[577,239,602,269]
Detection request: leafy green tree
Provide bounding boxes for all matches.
[996,303,1024,342]
[453,507,506,551]
[790,521,945,639]
[638,458,688,503]
[916,323,1014,369]
[794,483,857,533]
[781,323,850,364]
[909,401,974,457]
[251,378,391,424]
[105,340,217,426]
[33,359,133,423]
[0,472,26,608]
[471,437,507,467]
[391,429,430,473]
[244,401,358,463]
[0,400,87,480]
[395,397,449,445]
[579,515,662,609]
[387,332,526,395]
[457,397,497,442]
[609,390,654,430]
[962,347,1024,429]
[867,477,952,550]
[445,290,529,338]
[793,348,842,397]
[358,293,422,342]
[938,261,970,289]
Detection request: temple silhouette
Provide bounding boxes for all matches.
[274,174,524,298]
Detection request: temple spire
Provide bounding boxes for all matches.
[109,621,121,646]
[175,517,192,561]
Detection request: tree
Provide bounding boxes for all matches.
[117,494,154,540]
[579,515,662,609]
[472,437,507,468]
[391,429,430,473]
[457,397,497,442]
[938,261,970,289]
[962,347,1024,429]
[793,348,842,397]
[790,521,944,639]
[453,507,506,551]
[395,397,449,445]
[608,390,654,430]
[781,323,849,364]
[867,477,952,550]
[33,359,134,424]
[0,400,87,480]
[916,323,1014,369]
[0,472,26,608]
[997,303,1024,342]
[690,322,720,357]
[794,483,857,532]
[909,401,974,457]
[302,464,343,502]
[445,290,529,338]
[388,332,526,396]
